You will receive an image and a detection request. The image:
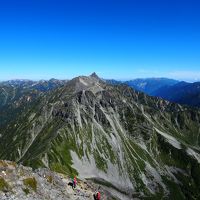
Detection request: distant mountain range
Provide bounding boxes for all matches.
[0,79,68,108]
[152,81,200,107]
[1,78,68,91]
[106,78,179,95]
[106,78,200,108]
[124,78,179,95]
[0,73,200,199]
[0,79,68,126]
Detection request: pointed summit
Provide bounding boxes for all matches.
[65,73,105,94]
[90,72,100,79]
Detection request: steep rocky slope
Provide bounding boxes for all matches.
[0,73,200,199]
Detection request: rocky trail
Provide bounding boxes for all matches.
[0,160,111,200]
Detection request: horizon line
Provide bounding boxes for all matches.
[0,75,199,83]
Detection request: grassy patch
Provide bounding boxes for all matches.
[93,149,108,172]
[0,177,9,191]
[46,175,53,183]
[50,162,78,177]
[162,177,185,200]
[23,177,37,192]
[22,187,30,195]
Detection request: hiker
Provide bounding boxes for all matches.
[68,181,73,189]
[73,176,77,189]
[68,176,77,189]
[93,191,101,200]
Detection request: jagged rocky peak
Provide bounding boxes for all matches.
[90,72,101,80]
[66,73,105,94]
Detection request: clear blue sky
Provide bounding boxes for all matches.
[0,0,200,81]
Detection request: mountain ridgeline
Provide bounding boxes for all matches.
[0,73,200,199]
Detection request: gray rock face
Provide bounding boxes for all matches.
[0,74,200,199]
